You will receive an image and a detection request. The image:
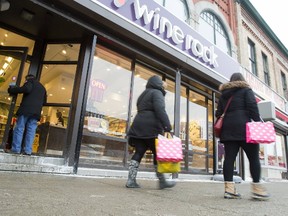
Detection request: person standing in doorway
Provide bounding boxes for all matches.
[6,74,47,155]
[126,75,175,189]
[215,72,270,200]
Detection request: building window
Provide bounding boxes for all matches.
[154,0,189,22]
[199,11,231,56]
[248,39,257,76]
[262,53,270,86]
[281,71,287,99]
[260,133,287,169]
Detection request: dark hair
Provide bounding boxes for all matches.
[230,73,246,82]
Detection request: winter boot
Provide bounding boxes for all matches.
[224,182,241,199]
[126,160,140,188]
[251,182,270,201]
[155,166,176,189]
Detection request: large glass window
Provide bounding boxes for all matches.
[260,133,287,168]
[248,39,257,76]
[199,11,231,55]
[154,0,189,22]
[80,45,132,168]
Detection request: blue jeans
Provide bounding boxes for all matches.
[11,115,38,154]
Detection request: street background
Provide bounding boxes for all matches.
[0,172,288,216]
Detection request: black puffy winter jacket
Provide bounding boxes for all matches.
[128,76,172,139]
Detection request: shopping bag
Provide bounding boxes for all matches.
[156,134,183,162]
[157,161,181,173]
[246,121,276,144]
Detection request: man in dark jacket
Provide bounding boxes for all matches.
[126,75,175,189]
[7,74,47,155]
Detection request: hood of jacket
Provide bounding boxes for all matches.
[146,75,166,95]
[219,81,251,99]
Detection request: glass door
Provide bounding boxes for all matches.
[0,46,28,150]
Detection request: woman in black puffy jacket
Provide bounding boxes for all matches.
[126,75,175,189]
[216,73,269,200]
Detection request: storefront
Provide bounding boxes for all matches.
[3,0,283,178]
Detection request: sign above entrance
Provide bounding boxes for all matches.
[88,0,239,80]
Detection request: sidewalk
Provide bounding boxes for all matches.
[0,171,287,216]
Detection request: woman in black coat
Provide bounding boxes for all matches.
[216,73,269,200]
[126,75,175,189]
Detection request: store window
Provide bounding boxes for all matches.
[80,45,132,167]
[262,53,270,86]
[199,11,231,56]
[154,0,189,22]
[260,133,287,168]
[248,39,257,76]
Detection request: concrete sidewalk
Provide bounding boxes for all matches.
[0,171,287,216]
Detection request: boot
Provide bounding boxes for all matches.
[155,166,176,189]
[126,160,140,188]
[251,182,270,201]
[224,182,241,199]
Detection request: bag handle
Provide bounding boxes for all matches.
[220,96,233,118]
[164,132,173,139]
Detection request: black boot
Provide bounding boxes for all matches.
[155,166,176,189]
[126,160,140,188]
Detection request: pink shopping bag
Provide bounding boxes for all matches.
[156,134,183,162]
[246,121,276,144]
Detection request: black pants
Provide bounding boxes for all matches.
[130,138,157,165]
[223,141,261,183]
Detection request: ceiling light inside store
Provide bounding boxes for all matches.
[0,42,4,45]
[62,49,67,55]
[0,69,4,75]
[5,56,12,63]
[3,62,9,69]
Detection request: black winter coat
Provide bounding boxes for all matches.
[215,81,261,142]
[8,78,47,121]
[128,76,172,139]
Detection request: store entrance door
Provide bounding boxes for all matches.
[0,46,28,150]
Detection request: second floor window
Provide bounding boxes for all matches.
[199,11,231,56]
[154,0,189,22]
[262,53,270,86]
[248,39,257,76]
